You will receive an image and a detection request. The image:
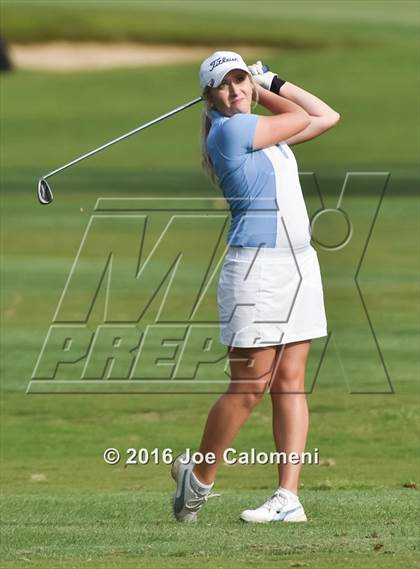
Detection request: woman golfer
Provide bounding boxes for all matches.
[172,51,340,523]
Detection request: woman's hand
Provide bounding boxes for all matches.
[248,60,278,91]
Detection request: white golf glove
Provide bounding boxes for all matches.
[248,60,278,90]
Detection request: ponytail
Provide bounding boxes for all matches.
[200,77,259,185]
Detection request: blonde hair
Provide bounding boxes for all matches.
[201,75,259,185]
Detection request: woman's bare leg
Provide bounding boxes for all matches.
[269,340,312,495]
[192,346,277,485]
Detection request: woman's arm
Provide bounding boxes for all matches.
[253,85,311,150]
[277,81,340,145]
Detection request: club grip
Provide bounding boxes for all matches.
[262,64,269,72]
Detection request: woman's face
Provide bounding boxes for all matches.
[209,69,253,116]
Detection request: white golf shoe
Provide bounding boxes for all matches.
[240,487,307,523]
[171,453,213,522]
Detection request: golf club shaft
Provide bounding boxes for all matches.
[43,96,203,180]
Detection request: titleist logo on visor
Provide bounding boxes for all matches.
[209,56,239,71]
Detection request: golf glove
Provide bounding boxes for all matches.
[248,60,286,93]
[248,60,278,90]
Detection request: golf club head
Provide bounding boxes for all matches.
[37,179,54,205]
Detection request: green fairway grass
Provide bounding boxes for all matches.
[1,40,417,173]
[2,0,418,46]
[1,490,418,567]
[1,1,419,567]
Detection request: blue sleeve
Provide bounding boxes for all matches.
[215,113,258,158]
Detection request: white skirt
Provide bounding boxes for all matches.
[217,245,328,348]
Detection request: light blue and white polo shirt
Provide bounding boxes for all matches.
[207,109,311,249]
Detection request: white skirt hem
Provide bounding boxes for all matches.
[220,327,328,348]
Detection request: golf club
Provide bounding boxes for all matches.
[37,63,271,205]
[37,96,204,205]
